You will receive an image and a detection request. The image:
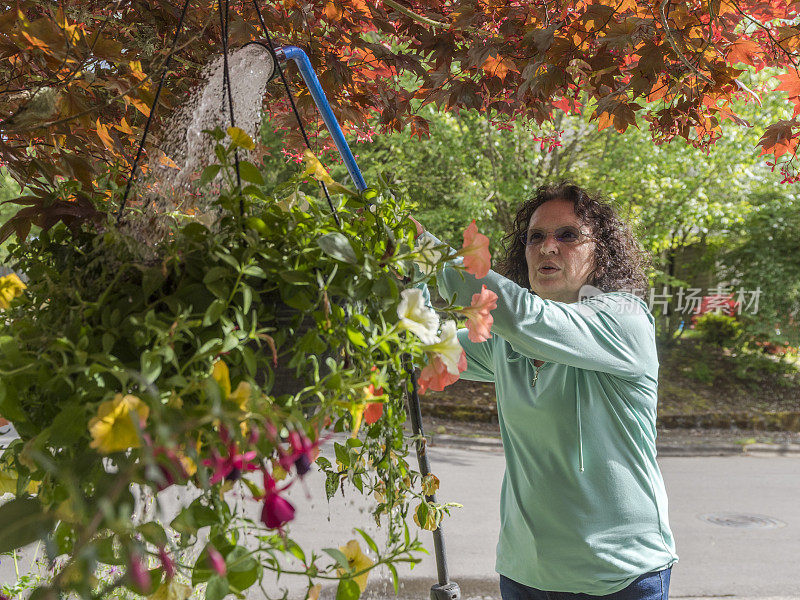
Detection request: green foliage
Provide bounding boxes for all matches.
[0,169,23,263]
[695,313,743,348]
[0,128,462,599]
[687,361,716,385]
[719,190,800,348]
[301,76,795,345]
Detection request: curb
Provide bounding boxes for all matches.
[422,405,800,433]
[426,434,800,456]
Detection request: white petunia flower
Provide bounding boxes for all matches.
[422,320,463,375]
[413,236,444,276]
[397,288,440,344]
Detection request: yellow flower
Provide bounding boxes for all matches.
[230,381,252,412]
[338,539,374,593]
[212,360,251,410]
[271,458,288,482]
[349,402,365,439]
[0,470,39,495]
[148,581,192,600]
[180,452,197,476]
[305,584,321,600]
[0,273,26,309]
[88,394,149,454]
[212,360,232,398]
[212,360,252,434]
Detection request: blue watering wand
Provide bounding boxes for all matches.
[265,42,461,600]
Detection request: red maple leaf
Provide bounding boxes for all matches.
[775,72,800,116]
[758,119,799,159]
[775,72,800,96]
[726,39,759,66]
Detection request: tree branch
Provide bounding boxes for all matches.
[657,0,715,85]
[381,0,485,37]
[383,0,444,29]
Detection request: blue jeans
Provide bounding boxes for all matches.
[499,568,671,600]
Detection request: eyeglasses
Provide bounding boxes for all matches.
[519,226,593,246]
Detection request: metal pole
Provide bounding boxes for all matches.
[404,356,461,600]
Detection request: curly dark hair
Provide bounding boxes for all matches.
[495,182,650,295]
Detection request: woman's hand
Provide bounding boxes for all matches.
[408,216,425,240]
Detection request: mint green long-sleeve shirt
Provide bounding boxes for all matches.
[419,234,678,594]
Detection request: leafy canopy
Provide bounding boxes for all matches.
[3,0,800,240]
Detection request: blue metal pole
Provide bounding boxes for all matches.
[275,46,368,193]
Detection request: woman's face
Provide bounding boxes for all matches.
[525,199,597,303]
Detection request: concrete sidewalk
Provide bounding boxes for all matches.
[420,417,800,457]
[3,427,800,599]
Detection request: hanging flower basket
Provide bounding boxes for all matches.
[0,128,474,599]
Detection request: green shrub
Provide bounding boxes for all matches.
[688,362,715,384]
[695,313,742,347]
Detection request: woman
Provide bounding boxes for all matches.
[412,183,677,600]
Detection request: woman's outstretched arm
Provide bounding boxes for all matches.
[419,231,656,380]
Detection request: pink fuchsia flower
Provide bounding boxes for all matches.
[260,471,295,531]
[418,352,467,394]
[128,552,150,593]
[159,547,176,580]
[202,437,259,485]
[458,220,491,279]
[207,545,226,576]
[278,430,321,477]
[461,285,498,343]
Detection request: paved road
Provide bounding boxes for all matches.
[2,428,799,599]
[278,443,800,600]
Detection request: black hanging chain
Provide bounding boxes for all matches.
[116,0,193,223]
[251,0,341,228]
[218,0,244,217]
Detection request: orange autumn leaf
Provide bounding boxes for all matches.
[20,31,50,51]
[129,60,147,82]
[775,72,800,98]
[323,1,343,20]
[6,0,800,248]
[95,119,115,151]
[716,0,740,16]
[159,154,180,169]
[126,96,151,117]
[775,72,800,116]
[726,39,759,66]
[114,117,134,135]
[482,54,516,81]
